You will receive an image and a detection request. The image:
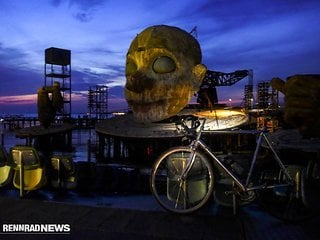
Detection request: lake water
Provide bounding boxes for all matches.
[0,125,98,163]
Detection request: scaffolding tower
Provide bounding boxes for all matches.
[257,81,279,110]
[88,85,109,119]
[244,85,254,109]
[243,70,254,109]
[44,47,71,118]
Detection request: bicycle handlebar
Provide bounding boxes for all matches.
[175,115,206,135]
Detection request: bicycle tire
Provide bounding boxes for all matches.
[150,146,214,214]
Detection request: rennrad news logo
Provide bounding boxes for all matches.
[1,223,71,234]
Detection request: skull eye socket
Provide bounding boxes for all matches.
[126,61,137,76]
[152,56,176,73]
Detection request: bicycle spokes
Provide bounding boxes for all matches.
[151,147,214,213]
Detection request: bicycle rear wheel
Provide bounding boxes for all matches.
[151,147,214,214]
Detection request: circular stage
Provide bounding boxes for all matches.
[95,108,248,138]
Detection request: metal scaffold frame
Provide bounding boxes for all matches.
[88,85,109,119]
[257,81,279,110]
[44,47,72,119]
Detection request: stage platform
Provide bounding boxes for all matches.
[0,190,319,240]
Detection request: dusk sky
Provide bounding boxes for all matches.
[0,0,319,115]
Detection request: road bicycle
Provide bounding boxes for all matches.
[150,116,299,215]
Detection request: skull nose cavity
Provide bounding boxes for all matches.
[126,73,155,93]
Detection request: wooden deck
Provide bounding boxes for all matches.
[14,123,75,147]
[14,123,74,138]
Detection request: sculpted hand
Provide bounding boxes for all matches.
[270,75,320,137]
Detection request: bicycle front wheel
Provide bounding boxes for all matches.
[151,147,214,214]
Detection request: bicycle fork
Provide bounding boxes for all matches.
[178,149,197,182]
[178,119,206,182]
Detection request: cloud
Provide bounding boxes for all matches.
[0,0,319,114]
[69,0,107,22]
[71,64,125,91]
[198,3,320,81]
[74,12,92,22]
[0,65,43,97]
[0,44,30,68]
[0,94,37,105]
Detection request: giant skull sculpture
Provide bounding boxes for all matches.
[125,25,207,123]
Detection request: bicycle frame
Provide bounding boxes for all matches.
[181,118,294,193]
